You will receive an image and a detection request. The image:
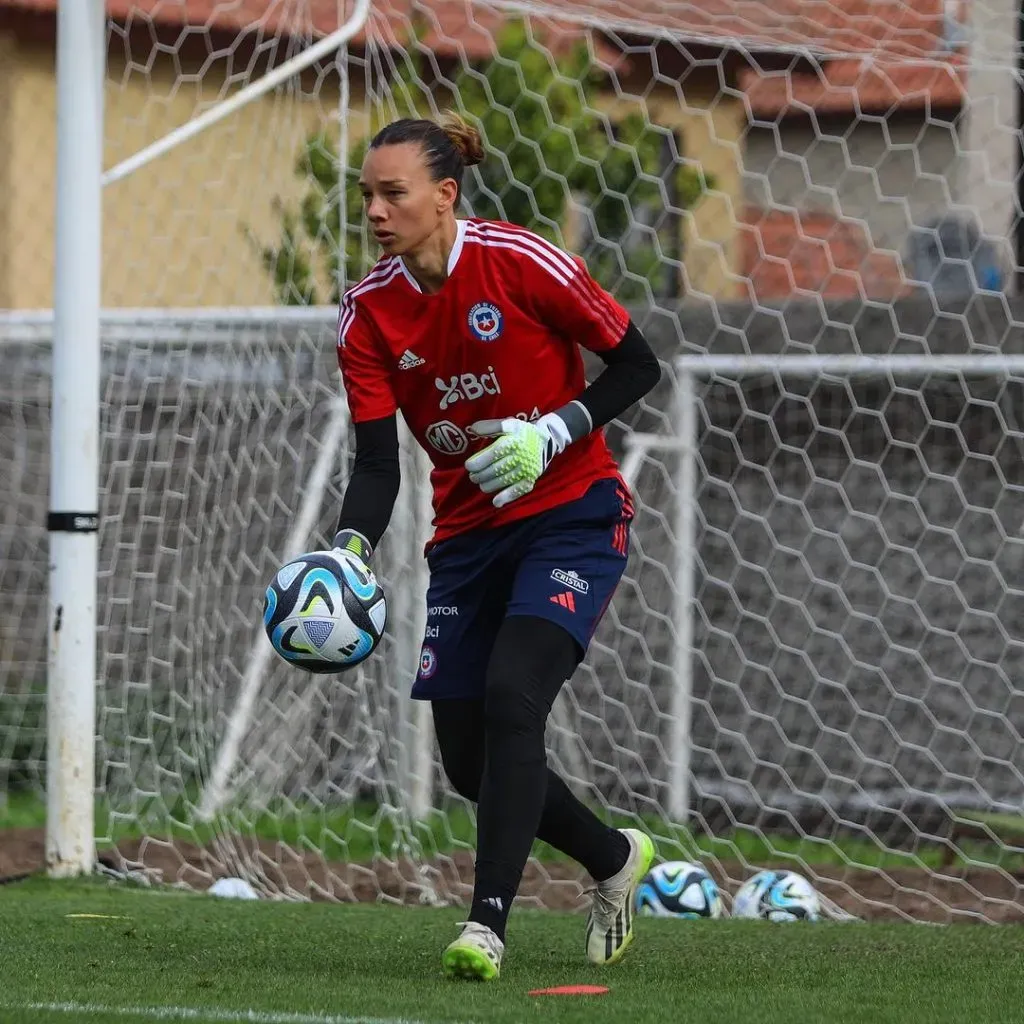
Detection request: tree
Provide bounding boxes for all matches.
[258,21,713,305]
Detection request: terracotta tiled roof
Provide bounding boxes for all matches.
[740,206,910,301]
[740,54,966,116]
[1,1,509,58]
[5,0,323,33]
[498,0,949,59]
[4,0,950,58]
[3,1,964,110]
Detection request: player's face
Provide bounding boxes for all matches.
[359,143,455,256]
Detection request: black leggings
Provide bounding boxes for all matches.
[432,615,629,922]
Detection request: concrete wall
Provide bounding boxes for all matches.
[957,0,1019,281]
[742,113,962,293]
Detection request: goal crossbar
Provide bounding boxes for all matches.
[675,354,1024,375]
[100,0,372,189]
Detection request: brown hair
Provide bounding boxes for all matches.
[437,111,485,168]
[369,112,484,201]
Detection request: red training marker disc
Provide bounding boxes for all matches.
[528,985,609,996]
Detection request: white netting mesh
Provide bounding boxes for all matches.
[3,0,1024,922]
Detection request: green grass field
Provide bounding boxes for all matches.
[2,877,1023,1024]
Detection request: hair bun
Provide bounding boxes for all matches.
[438,111,485,168]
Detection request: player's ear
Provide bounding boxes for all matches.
[436,177,459,213]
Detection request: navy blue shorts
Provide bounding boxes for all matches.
[412,477,634,701]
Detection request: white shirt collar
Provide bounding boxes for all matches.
[398,218,468,294]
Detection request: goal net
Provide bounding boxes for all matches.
[2,0,1023,923]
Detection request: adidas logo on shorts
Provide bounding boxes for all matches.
[398,349,425,369]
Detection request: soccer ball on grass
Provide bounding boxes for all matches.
[635,861,724,919]
[731,870,821,922]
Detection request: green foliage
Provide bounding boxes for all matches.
[0,684,46,794]
[259,21,713,306]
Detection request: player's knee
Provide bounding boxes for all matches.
[483,617,579,739]
[484,659,549,739]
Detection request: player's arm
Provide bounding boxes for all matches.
[466,250,660,507]
[528,249,663,438]
[334,415,400,559]
[548,317,661,442]
[334,299,401,562]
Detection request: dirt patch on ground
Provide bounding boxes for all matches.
[0,827,587,911]
[0,827,45,883]
[3,827,1021,923]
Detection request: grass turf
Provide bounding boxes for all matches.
[1,877,1022,1024]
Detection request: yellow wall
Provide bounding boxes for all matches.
[2,35,354,309]
[0,31,745,309]
[0,32,14,307]
[602,72,746,303]
[664,81,747,303]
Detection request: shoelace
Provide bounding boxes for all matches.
[584,885,622,927]
[454,922,503,958]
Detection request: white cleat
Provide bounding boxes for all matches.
[442,921,504,981]
[585,828,656,966]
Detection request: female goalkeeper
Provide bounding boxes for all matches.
[333,112,661,981]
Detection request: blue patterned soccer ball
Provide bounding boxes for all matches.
[732,870,820,922]
[635,861,724,919]
[263,551,386,673]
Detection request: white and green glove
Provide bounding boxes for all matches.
[331,528,374,572]
[464,413,574,508]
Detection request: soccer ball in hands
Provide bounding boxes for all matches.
[263,550,386,672]
[732,870,821,922]
[635,861,724,919]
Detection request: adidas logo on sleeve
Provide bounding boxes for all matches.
[398,349,426,369]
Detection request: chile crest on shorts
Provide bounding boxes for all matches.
[419,645,438,678]
[467,301,503,342]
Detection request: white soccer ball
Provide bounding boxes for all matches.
[635,861,724,919]
[732,870,821,922]
[263,550,387,673]
[209,877,259,900]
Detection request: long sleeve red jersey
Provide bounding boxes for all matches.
[337,217,630,544]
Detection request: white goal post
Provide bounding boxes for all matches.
[45,1,105,880]
[45,0,372,876]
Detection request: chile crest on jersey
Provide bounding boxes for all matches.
[467,301,503,342]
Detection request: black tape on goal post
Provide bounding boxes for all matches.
[47,512,99,533]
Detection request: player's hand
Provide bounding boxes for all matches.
[331,528,373,570]
[464,414,570,508]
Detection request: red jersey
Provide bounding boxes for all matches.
[337,218,630,544]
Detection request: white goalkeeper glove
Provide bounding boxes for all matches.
[331,528,374,571]
[464,413,573,509]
